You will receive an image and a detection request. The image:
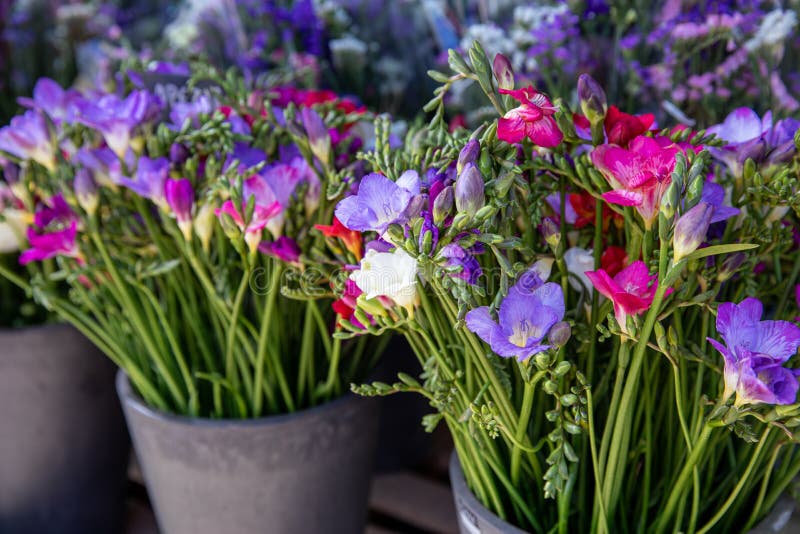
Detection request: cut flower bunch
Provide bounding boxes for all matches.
[342,42,800,533]
[0,67,384,418]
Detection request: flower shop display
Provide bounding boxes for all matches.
[343,41,800,533]
[0,68,385,534]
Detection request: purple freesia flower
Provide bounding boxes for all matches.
[75,147,130,187]
[169,96,215,131]
[118,157,170,205]
[709,298,800,406]
[0,110,56,171]
[465,262,564,361]
[701,181,740,223]
[18,78,83,125]
[335,171,420,234]
[440,243,481,285]
[166,179,194,239]
[75,90,153,157]
[259,236,302,264]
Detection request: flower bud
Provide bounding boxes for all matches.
[194,203,216,252]
[169,143,190,165]
[660,181,679,220]
[454,163,485,218]
[457,140,480,175]
[548,321,571,347]
[673,201,713,262]
[433,185,454,225]
[300,108,331,166]
[541,217,561,249]
[74,169,98,215]
[492,54,515,91]
[577,74,607,123]
[717,252,746,282]
[166,178,194,240]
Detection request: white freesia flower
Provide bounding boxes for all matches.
[350,248,419,313]
[0,210,28,253]
[745,9,797,52]
[564,247,595,294]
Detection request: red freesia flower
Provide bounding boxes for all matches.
[497,86,563,147]
[315,216,363,260]
[600,246,628,277]
[568,193,624,230]
[604,106,655,147]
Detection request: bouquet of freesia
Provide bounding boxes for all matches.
[0,66,386,417]
[339,41,800,533]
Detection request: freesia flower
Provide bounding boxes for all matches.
[564,247,595,293]
[604,105,655,147]
[350,247,419,315]
[708,298,800,406]
[465,261,565,361]
[18,78,82,125]
[315,216,362,259]
[300,107,331,166]
[75,90,153,158]
[591,135,682,228]
[454,163,485,218]
[215,200,282,253]
[0,110,56,171]
[585,260,664,333]
[165,179,194,240]
[335,171,420,235]
[333,279,365,328]
[19,195,81,265]
[439,243,482,284]
[600,246,627,277]
[497,86,563,147]
[118,157,170,206]
[259,236,301,265]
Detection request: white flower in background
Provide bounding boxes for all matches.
[329,34,369,71]
[351,248,419,313]
[0,210,28,253]
[313,0,351,28]
[460,24,513,66]
[745,9,797,52]
[564,247,595,294]
[376,57,410,96]
[513,4,569,30]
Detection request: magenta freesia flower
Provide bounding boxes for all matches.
[708,298,800,406]
[0,110,56,171]
[335,171,421,234]
[259,236,301,264]
[165,179,194,239]
[591,136,682,228]
[465,262,565,361]
[586,260,665,333]
[20,195,81,265]
[497,86,563,147]
[243,161,304,238]
[75,90,153,157]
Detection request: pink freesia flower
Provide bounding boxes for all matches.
[497,87,563,147]
[215,200,282,253]
[591,136,682,228]
[585,260,667,333]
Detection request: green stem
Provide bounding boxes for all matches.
[252,265,282,416]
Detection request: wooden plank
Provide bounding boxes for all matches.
[370,471,458,534]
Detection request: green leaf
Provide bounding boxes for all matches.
[683,243,758,262]
[427,70,451,83]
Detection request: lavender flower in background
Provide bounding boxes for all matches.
[0,110,56,171]
[466,261,564,361]
[709,298,800,406]
[18,78,82,125]
[75,90,154,157]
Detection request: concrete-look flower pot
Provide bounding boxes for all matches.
[449,453,528,534]
[0,323,130,534]
[117,371,380,534]
[450,453,799,534]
